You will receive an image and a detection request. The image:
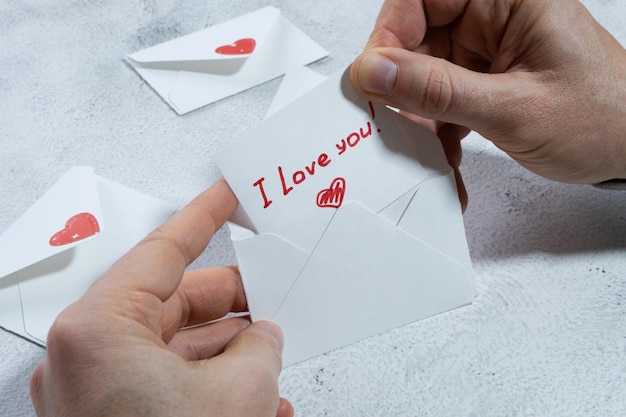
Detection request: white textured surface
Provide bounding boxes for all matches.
[0,1,624,416]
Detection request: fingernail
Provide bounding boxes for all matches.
[358,54,398,96]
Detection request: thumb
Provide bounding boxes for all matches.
[350,47,537,136]
[221,320,284,373]
[210,321,287,417]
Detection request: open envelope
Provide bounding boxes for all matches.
[126,6,328,115]
[0,167,174,345]
[215,68,475,366]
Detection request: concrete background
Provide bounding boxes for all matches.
[1,1,624,416]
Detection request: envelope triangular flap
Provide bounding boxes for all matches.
[127,6,280,63]
[273,201,475,366]
[228,221,310,321]
[0,166,103,280]
[228,204,257,235]
[17,174,176,344]
[398,172,474,272]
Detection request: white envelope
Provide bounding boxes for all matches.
[215,68,475,366]
[0,167,175,345]
[126,6,329,115]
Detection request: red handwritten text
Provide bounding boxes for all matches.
[335,121,373,155]
[253,153,332,209]
[252,102,379,209]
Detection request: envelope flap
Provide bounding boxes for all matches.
[272,201,475,366]
[0,166,104,280]
[229,226,310,321]
[228,205,257,236]
[127,6,281,63]
[397,172,473,271]
[17,173,176,344]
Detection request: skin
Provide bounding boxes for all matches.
[30,179,294,417]
[350,0,626,193]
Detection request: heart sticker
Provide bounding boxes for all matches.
[215,38,256,55]
[49,212,100,247]
[316,178,346,209]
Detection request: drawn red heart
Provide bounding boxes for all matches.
[215,38,256,55]
[316,177,346,209]
[49,212,100,247]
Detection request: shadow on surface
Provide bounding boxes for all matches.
[459,143,626,261]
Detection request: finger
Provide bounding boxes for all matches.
[438,123,469,211]
[453,168,468,213]
[365,0,426,50]
[168,317,250,361]
[160,266,247,340]
[29,362,46,416]
[350,47,538,137]
[437,123,470,169]
[277,398,295,417]
[365,0,470,50]
[219,321,284,377]
[94,179,238,303]
[203,321,284,417]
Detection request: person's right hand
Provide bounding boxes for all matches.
[350,0,626,184]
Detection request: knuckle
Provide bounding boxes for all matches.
[240,330,282,367]
[142,228,190,266]
[417,63,456,118]
[242,328,276,349]
[45,304,93,357]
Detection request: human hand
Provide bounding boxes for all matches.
[350,0,626,185]
[30,179,293,417]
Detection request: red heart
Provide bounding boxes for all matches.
[215,38,256,55]
[316,178,346,209]
[49,212,100,247]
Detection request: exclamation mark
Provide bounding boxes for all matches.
[369,101,381,132]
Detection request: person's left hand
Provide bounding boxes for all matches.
[30,179,294,417]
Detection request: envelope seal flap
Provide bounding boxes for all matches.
[127,6,281,63]
[0,166,103,280]
[9,170,175,345]
[227,221,255,240]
